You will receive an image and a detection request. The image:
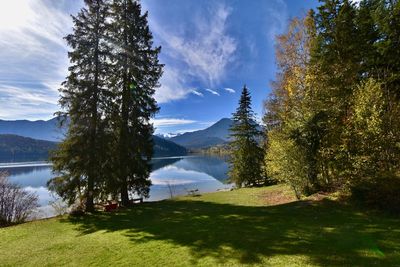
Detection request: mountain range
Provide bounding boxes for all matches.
[0,118,63,142]
[167,118,263,149]
[0,117,250,161]
[0,117,238,149]
[0,118,188,161]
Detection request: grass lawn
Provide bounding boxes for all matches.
[1,184,399,266]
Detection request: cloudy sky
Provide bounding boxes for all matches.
[0,0,318,134]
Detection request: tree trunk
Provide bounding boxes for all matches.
[120,182,130,207]
[119,0,130,207]
[86,0,101,213]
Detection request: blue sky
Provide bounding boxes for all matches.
[0,0,318,134]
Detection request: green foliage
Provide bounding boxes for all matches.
[349,79,400,208]
[229,86,265,187]
[265,130,308,199]
[351,79,385,180]
[49,0,112,212]
[49,0,162,210]
[197,144,231,156]
[264,1,400,208]
[107,0,163,205]
[264,13,326,196]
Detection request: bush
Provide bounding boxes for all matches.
[265,130,309,199]
[0,172,38,226]
[351,175,400,213]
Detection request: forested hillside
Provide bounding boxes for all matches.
[153,135,187,157]
[0,134,186,162]
[0,134,57,161]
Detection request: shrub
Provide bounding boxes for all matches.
[351,174,400,213]
[0,171,38,226]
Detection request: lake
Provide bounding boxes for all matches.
[0,155,231,218]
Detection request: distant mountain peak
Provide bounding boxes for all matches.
[170,118,234,149]
[217,118,232,123]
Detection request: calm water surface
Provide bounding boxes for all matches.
[0,156,231,218]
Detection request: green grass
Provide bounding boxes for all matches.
[1,185,399,266]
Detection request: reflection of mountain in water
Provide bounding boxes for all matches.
[1,156,229,190]
[173,156,229,182]
[151,157,181,172]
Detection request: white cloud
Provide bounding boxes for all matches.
[154,67,192,103]
[0,85,58,106]
[0,0,77,119]
[0,85,58,120]
[149,3,236,103]
[151,118,197,127]
[191,90,204,97]
[224,87,235,93]
[265,1,288,41]
[205,89,220,96]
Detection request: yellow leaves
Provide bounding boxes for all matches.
[265,130,307,187]
[272,14,317,122]
[353,79,384,137]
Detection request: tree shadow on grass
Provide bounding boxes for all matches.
[63,199,400,266]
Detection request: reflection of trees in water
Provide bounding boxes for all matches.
[2,156,229,186]
[0,155,48,163]
[0,165,51,177]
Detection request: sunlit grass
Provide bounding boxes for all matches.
[1,185,399,266]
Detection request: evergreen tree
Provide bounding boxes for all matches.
[229,86,264,187]
[48,0,112,212]
[313,0,362,184]
[108,0,163,206]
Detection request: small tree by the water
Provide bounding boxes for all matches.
[0,172,38,226]
[229,86,265,188]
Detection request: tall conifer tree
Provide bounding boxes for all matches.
[229,86,264,187]
[109,0,163,206]
[48,0,111,212]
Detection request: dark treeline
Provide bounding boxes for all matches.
[48,0,163,212]
[0,134,57,161]
[263,0,400,210]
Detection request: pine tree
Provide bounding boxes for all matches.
[229,86,264,187]
[312,0,362,184]
[48,0,112,212]
[108,0,163,206]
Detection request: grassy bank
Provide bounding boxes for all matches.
[1,185,399,266]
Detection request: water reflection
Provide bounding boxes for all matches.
[0,156,231,218]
